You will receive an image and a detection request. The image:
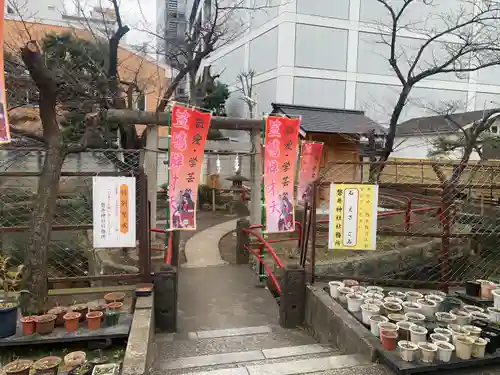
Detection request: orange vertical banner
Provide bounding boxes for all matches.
[0,0,12,144]
[263,116,301,233]
[298,141,323,204]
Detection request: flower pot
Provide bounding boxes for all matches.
[448,325,469,346]
[488,307,500,324]
[463,305,484,314]
[383,302,403,315]
[63,312,81,333]
[47,306,69,327]
[361,304,380,325]
[91,363,120,375]
[419,342,438,363]
[433,328,453,341]
[135,283,153,297]
[34,356,62,375]
[435,341,454,362]
[405,312,425,324]
[388,291,406,299]
[3,360,33,375]
[346,293,363,312]
[89,304,107,322]
[104,292,126,304]
[405,291,423,302]
[387,313,405,323]
[342,279,359,288]
[384,297,404,305]
[328,281,344,299]
[70,305,88,322]
[64,352,86,372]
[364,298,384,311]
[35,314,57,335]
[463,325,482,337]
[426,294,444,306]
[398,341,419,362]
[87,311,104,330]
[104,311,120,327]
[352,286,367,294]
[455,335,474,360]
[430,333,450,343]
[441,297,462,313]
[471,311,490,322]
[402,301,422,314]
[472,337,487,359]
[466,281,481,297]
[337,286,354,303]
[379,322,398,336]
[417,299,437,319]
[0,301,18,338]
[68,363,94,375]
[366,286,384,294]
[482,330,500,353]
[369,315,388,337]
[493,289,500,309]
[106,302,123,311]
[20,316,37,336]
[363,292,383,301]
[435,312,456,327]
[410,325,428,345]
[381,330,398,351]
[397,321,416,341]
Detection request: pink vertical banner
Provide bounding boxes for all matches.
[263,116,301,233]
[0,0,12,144]
[298,141,323,204]
[169,104,211,230]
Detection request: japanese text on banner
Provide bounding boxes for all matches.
[169,105,211,230]
[0,0,12,144]
[263,116,300,233]
[328,183,379,250]
[298,141,323,204]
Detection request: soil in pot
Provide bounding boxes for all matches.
[20,316,37,336]
[64,352,86,372]
[3,360,33,375]
[398,341,418,362]
[430,333,450,343]
[419,342,438,363]
[417,298,437,318]
[47,306,69,327]
[435,312,456,327]
[433,327,453,341]
[64,312,81,332]
[87,311,104,330]
[366,286,384,294]
[384,297,404,305]
[463,325,482,337]
[455,335,475,360]
[0,301,19,338]
[435,341,454,362]
[405,291,423,302]
[70,305,88,322]
[388,291,406,299]
[405,312,425,324]
[68,363,94,375]
[402,301,422,314]
[337,287,354,304]
[463,304,484,314]
[451,309,471,326]
[383,302,403,315]
[35,314,57,335]
[33,356,62,375]
[378,322,398,337]
[397,321,415,341]
[381,330,398,351]
[91,363,120,375]
[387,313,405,323]
[369,315,388,337]
[104,292,125,304]
[342,279,359,288]
[106,302,123,311]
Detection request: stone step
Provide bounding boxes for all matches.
[154,325,321,359]
[309,364,393,375]
[161,354,372,375]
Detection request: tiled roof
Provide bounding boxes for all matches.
[271,103,385,135]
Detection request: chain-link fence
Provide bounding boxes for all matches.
[312,159,500,287]
[0,148,150,287]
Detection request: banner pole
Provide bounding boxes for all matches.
[259,117,266,281]
[164,109,172,264]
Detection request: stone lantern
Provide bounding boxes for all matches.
[226,171,250,215]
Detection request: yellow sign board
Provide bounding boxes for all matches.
[328,183,378,250]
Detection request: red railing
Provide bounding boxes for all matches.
[151,228,173,265]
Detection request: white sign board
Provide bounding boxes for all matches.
[93,176,136,248]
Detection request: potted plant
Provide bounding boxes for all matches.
[47,306,69,327]
[0,256,25,338]
[33,356,62,375]
[63,312,81,332]
[70,304,88,322]
[87,311,104,330]
[91,364,120,375]
[68,363,94,375]
[35,314,57,335]
[20,316,37,336]
[3,359,33,375]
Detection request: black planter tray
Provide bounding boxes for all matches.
[455,292,493,307]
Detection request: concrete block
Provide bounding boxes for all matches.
[279,265,306,328]
[153,265,177,332]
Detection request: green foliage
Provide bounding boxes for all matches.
[203,81,230,116]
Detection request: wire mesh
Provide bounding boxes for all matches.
[0,148,145,283]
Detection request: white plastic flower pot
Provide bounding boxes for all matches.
[387,313,406,323]
[383,302,403,315]
[470,311,490,322]
[448,325,469,346]
[493,289,500,309]
[398,341,419,362]
[472,337,487,359]
[463,325,482,337]
[433,328,453,341]
[418,342,438,363]
[405,291,424,302]
[405,312,425,324]
[342,279,359,288]
[388,291,406,300]
[488,307,500,324]
[366,286,384,294]
[328,281,344,299]
[463,304,484,314]
[364,292,384,301]
[361,303,380,325]
[369,315,388,337]
[455,335,474,360]
[417,298,437,319]
[384,297,404,305]
[352,285,367,294]
[451,309,471,326]
[430,333,450,343]
[435,312,457,327]
[435,341,454,362]
[337,286,354,304]
[346,293,364,312]
[410,325,428,345]
[402,301,423,314]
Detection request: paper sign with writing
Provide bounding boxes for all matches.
[263,116,300,233]
[328,183,378,250]
[298,141,323,204]
[168,104,211,230]
[93,177,136,248]
[0,0,11,144]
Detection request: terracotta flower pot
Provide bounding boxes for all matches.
[3,360,33,375]
[87,311,103,330]
[63,312,81,332]
[33,356,62,375]
[104,292,125,304]
[47,306,69,327]
[20,316,37,336]
[35,314,57,335]
[70,305,87,322]
[381,330,398,351]
[106,302,123,311]
[64,351,86,372]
